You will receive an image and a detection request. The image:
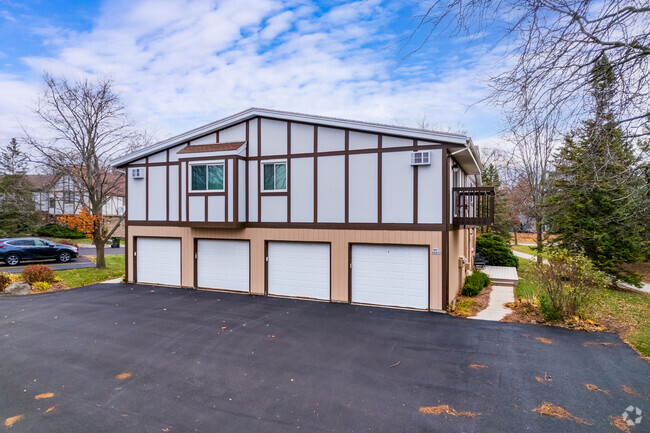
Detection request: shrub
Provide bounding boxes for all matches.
[476,233,519,268]
[539,294,562,322]
[534,248,609,319]
[461,270,492,297]
[22,265,55,284]
[36,223,85,239]
[0,273,11,292]
[33,281,52,292]
[58,239,80,250]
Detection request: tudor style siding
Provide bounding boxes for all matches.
[126,116,455,229]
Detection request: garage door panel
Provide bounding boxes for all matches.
[197,240,249,292]
[268,242,330,300]
[137,238,181,286]
[351,244,428,309]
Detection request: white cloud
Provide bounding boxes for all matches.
[3,0,508,146]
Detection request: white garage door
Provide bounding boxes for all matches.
[137,237,181,286]
[196,240,249,292]
[351,245,429,309]
[268,242,330,300]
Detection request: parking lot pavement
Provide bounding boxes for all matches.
[0,284,648,432]
[0,256,95,273]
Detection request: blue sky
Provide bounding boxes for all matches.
[0,0,507,148]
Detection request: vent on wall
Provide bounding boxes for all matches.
[410,151,431,166]
[131,168,144,179]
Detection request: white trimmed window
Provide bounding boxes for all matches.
[191,163,224,192]
[262,161,287,192]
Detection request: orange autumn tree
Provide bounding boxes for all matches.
[58,207,102,240]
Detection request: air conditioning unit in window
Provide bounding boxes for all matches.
[131,168,144,179]
[410,151,431,166]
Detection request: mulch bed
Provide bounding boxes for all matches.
[448,285,493,318]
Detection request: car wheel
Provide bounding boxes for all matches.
[57,251,72,263]
[5,254,21,266]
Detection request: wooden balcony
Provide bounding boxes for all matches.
[452,187,495,226]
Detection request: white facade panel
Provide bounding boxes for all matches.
[382,152,413,223]
[168,165,179,221]
[181,162,187,221]
[188,196,205,222]
[317,127,345,152]
[351,245,428,309]
[317,155,345,223]
[349,154,378,223]
[290,123,314,154]
[148,166,167,221]
[148,151,167,163]
[417,148,442,224]
[219,122,246,142]
[248,119,258,157]
[238,160,246,222]
[190,133,217,145]
[127,172,146,220]
[260,118,287,156]
[248,161,258,222]
[268,242,330,300]
[227,159,234,222]
[207,196,225,222]
[290,157,313,222]
[197,240,249,292]
[349,131,378,151]
[168,144,185,162]
[383,136,412,148]
[261,196,287,222]
[137,238,181,286]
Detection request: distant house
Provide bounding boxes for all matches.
[29,173,125,217]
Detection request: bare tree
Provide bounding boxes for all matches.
[403,0,650,137]
[24,74,136,269]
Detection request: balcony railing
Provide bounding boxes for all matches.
[452,187,495,226]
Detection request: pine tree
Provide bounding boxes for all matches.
[0,139,38,237]
[481,163,511,241]
[547,54,648,286]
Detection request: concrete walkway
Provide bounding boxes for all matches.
[470,265,518,321]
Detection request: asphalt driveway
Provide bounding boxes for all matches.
[0,284,648,432]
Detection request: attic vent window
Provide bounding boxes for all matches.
[410,151,431,166]
[131,168,144,179]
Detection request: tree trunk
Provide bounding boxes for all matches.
[536,222,544,265]
[514,229,518,245]
[95,239,106,269]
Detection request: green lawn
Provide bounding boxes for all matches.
[56,255,125,288]
[514,259,650,357]
[511,244,548,259]
[46,237,94,244]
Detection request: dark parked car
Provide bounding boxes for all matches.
[0,237,79,266]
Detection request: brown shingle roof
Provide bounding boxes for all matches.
[177,141,245,154]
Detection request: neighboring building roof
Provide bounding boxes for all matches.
[112,108,480,170]
[177,141,246,154]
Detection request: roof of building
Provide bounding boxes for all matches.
[176,141,246,154]
[112,108,481,172]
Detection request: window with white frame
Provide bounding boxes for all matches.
[262,161,287,191]
[191,163,224,192]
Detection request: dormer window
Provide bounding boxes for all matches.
[190,163,224,192]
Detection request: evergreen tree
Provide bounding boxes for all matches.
[0,139,38,237]
[547,54,648,286]
[481,163,511,241]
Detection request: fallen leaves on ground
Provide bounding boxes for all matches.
[585,384,609,394]
[43,406,57,415]
[532,402,591,425]
[469,364,487,369]
[419,405,480,417]
[389,361,400,368]
[535,337,554,344]
[610,415,632,432]
[583,341,614,347]
[622,385,650,401]
[535,373,552,383]
[4,415,24,428]
[116,372,133,380]
[35,393,54,400]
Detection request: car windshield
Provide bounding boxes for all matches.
[35,239,51,246]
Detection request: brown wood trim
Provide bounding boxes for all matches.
[188,191,226,196]
[145,165,149,221]
[125,220,448,231]
[287,121,291,223]
[204,195,208,222]
[127,161,178,168]
[441,149,450,308]
[344,130,349,223]
[347,243,352,304]
[245,120,249,222]
[234,158,239,223]
[178,162,182,222]
[194,238,252,293]
[313,125,318,223]
[193,237,198,288]
[133,237,137,282]
[264,241,269,296]
[224,158,229,222]
[166,150,170,222]
[216,129,219,142]
[258,117,262,222]
[442,149,449,226]
[177,154,247,162]
[378,135,382,224]
[259,191,288,197]
[242,143,456,161]
[125,174,129,281]
[185,161,189,222]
